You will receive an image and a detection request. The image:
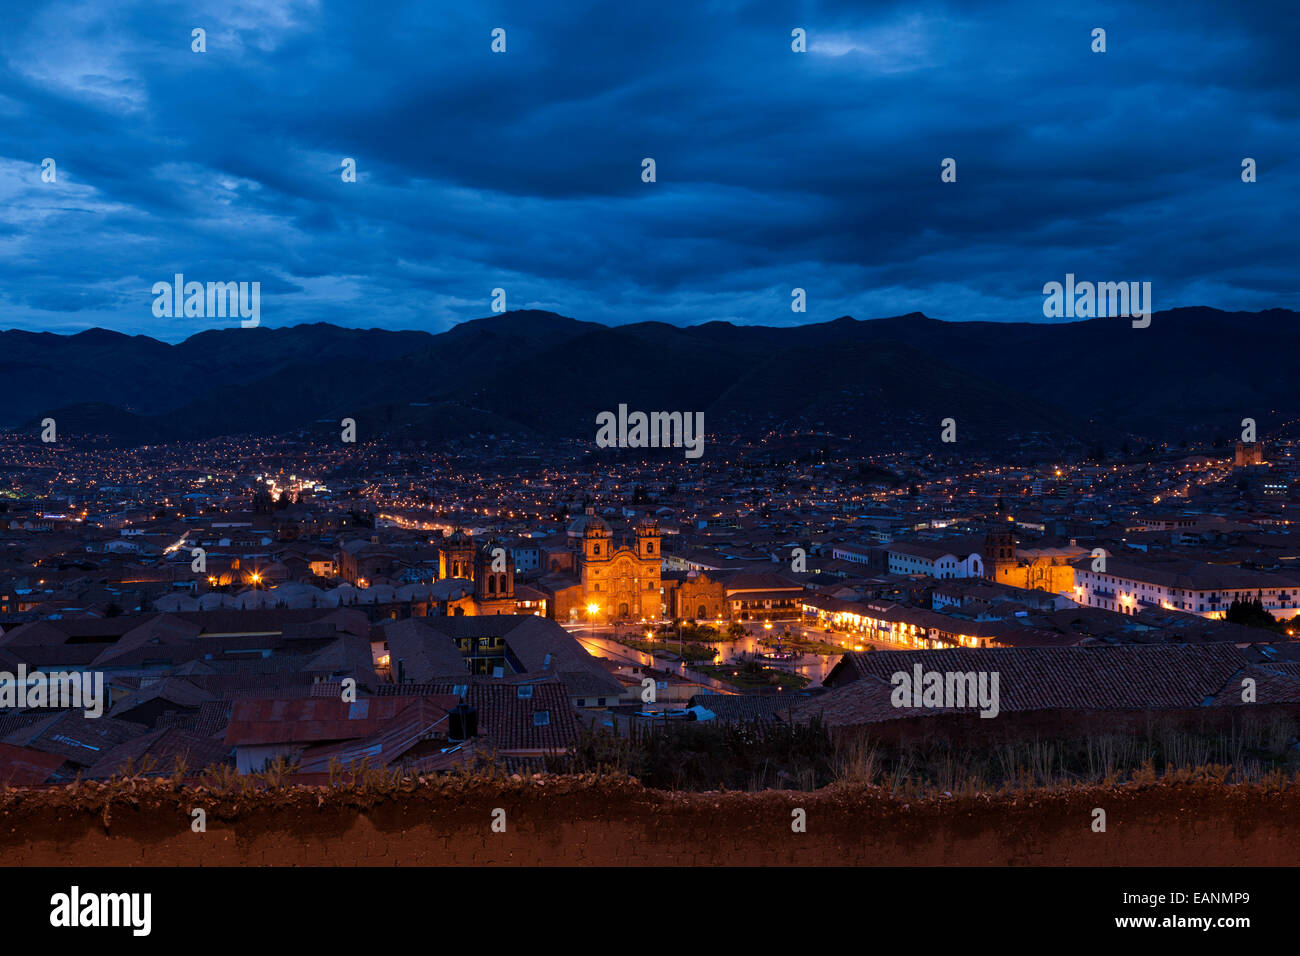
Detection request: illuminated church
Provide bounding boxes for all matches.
[436,530,521,616]
[540,509,662,623]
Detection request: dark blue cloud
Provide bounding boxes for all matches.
[0,0,1295,341]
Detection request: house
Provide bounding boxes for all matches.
[224,696,455,773]
[382,614,627,706]
[887,541,984,579]
[377,678,585,761]
[84,727,233,779]
[0,742,70,785]
[809,643,1262,729]
[1070,556,1300,619]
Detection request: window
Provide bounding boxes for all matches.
[517,684,534,699]
[533,710,550,726]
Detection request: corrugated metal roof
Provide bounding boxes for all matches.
[0,742,67,785]
[224,696,432,746]
[294,697,459,773]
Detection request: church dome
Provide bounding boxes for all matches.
[477,536,507,557]
[567,512,610,537]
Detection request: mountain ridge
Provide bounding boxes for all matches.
[3,307,1293,452]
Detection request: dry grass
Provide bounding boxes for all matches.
[823,713,1300,797]
[2,713,1295,807]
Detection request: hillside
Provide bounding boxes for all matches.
[2,308,1291,451]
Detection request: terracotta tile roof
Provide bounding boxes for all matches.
[792,678,914,727]
[0,621,80,648]
[375,680,582,753]
[477,616,624,697]
[89,615,203,667]
[84,727,234,778]
[108,676,216,718]
[1208,664,1300,705]
[2,712,148,766]
[382,618,471,681]
[303,634,379,682]
[722,572,803,593]
[155,699,233,738]
[821,643,1252,717]
[1070,556,1300,591]
[0,616,156,647]
[386,615,624,698]
[169,673,322,698]
[0,711,45,738]
[888,538,982,560]
[689,693,802,723]
[3,645,105,668]
[170,607,372,638]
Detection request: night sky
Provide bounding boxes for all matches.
[3,0,1296,340]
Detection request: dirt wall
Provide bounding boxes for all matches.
[1,774,1298,866]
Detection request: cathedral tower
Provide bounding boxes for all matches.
[983,528,1016,582]
[635,517,660,561]
[474,538,515,605]
[440,529,475,580]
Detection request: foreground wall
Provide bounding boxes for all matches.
[1,774,1297,865]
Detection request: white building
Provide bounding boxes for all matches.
[1071,559,1300,619]
[831,543,875,565]
[886,541,984,579]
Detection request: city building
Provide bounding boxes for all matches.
[540,509,662,623]
[1071,557,1300,619]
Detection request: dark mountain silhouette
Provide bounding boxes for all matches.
[2,307,1292,451]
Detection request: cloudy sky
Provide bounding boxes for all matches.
[2,0,1296,340]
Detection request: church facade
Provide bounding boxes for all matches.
[542,509,663,624]
[983,528,1079,593]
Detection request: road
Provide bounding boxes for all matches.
[569,629,736,693]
